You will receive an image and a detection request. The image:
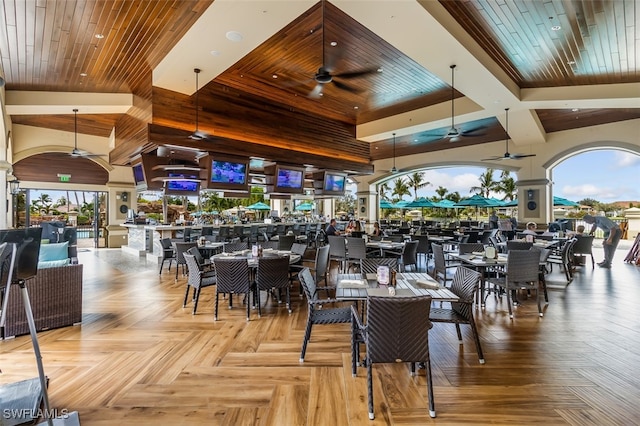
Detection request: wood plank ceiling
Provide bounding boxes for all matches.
[1,0,638,174]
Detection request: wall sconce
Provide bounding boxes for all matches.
[9,179,20,195]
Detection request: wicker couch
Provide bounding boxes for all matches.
[1,243,83,339]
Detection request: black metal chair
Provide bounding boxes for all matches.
[351,295,436,420]
[278,235,295,251]
[298,267,352,362]
[431,243,459,287]
[172,241,198,280]
[327,235,348,273]
[345,237,367,272]
[547,238,577,282]
[182,253,216,315]
[430,267,485,364]
[158,238,176,275]
[212,258,256,321]
[400,240,419,272]
[256,256,292,315]
[571,235,595,268]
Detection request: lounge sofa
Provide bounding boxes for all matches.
[1,241,83,339]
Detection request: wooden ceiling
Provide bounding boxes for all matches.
[1,0,638,171]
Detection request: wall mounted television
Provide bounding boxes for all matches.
[323,172,347,195]
[164,173,200,197]
[200,155,249,192]
[273,165,305,194]
[132,162,146,190]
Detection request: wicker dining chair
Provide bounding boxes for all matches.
[158,238,176,275]
[351,295,436,420]
[223,241,248,253]
[256,256,292,315]
[298,267,352,362]
[458,243,486,254]
[212,257,256,321]
[359,258,398,275]
[431,243,459,287]
[182,253,216,315]
[488,250,544,318]
[172,241,198,280]
[430,267,485,363]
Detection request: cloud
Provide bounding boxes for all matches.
[561,184,624,201]
[613,152,640,168]
[419,170,481,195]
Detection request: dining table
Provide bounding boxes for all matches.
[211,248,301,267]
[335,271,458,302]
[448,252,508,306]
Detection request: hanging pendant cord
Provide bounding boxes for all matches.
[73,108,78,150]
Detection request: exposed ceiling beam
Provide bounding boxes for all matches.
[5,91,133,115]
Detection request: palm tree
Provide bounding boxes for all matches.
[33,193,53,214]
[391,177,410,203]
[378,182,391,201]
[405,171,431,200]
[495,170,517,201]
[435,186,448,201]
[469,168,499,198]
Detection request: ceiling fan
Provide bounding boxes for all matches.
[69,109,102,158]
[482,108,536,161]
[189,68,209,141]
[305,0,379,98]
[424,65,487,142]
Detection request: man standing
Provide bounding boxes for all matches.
[583,214,621,268]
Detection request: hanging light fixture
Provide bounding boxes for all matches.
[189,68,208,141]
[390,133,398,173]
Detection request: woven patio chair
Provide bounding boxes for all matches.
[351,295,436,420]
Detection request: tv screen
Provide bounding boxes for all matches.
[132,163,145,185]
[324,173,346,192]
[0,228,43,281]
[211,160,247,185]
[276,167,303,189]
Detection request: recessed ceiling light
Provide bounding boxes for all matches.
[572,108,579,112]
[94,34,104,39]
[226,31,243,42]
[330,41,337,47]
[377,68,383,73]
[353,106,358,109]
[210,50,221,57]
[567,60,575,65]
[272,74,278,79]
[80,73,87,77]
[551,25,561,31]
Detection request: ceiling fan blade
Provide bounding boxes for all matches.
[189,130,208,141]
[461,125,488,136]
[510,153,536,159]
[481,156,506,161]
[334,68,379,79]
[332,79,361,94]
[309,84,324,98]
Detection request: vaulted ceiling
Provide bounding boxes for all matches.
[2,0,639,176]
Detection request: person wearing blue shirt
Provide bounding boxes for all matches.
[325,218,340,236]
[583,214,621,268]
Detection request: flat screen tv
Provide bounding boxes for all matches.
[323,172,347,195]
[0,228,43,281]
[200,155,249,192]
[164,173,200,196]
[132,163,145,185]
[274,165,305,194]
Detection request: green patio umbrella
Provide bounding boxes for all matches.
[379,200,395,209]
[295,202,314,211]
[246,201,271,210]
[454,194,503,219]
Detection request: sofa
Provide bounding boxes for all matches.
[1,241,83,339]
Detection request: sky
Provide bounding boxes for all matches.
[376,150,640,204]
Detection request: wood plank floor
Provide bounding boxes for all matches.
[2,245,640,425]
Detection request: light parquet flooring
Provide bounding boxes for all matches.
[2,246,640,425]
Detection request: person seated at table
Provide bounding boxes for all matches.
[489,210,499,229]
[567,225,585,236]
[370,221,383,237]
[522,222,538,236]
[345,220,357,235]
[325,218,340,236]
